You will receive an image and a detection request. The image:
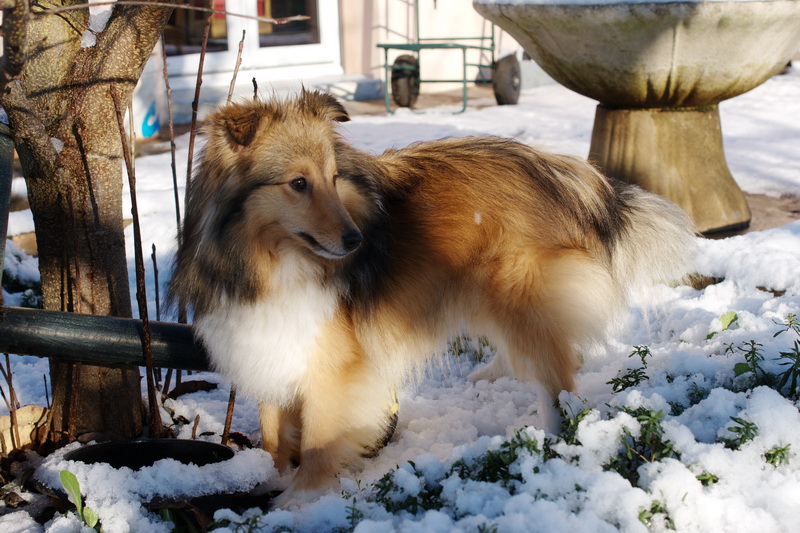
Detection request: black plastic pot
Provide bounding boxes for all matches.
[63,439,234,470]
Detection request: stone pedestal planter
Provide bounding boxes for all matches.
[474,0,800,233]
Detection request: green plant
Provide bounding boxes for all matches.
[449,336,494,363]
[773,314,800,399]
[608,367,650,393]
[1,244,43,308]
[450,429,542,488]
[764,444,791,467]
[18,288,42,308]
[707,311,738,340]
[345,498,365,531]
[372,461,445,514]
[630,345,652,366]
[775,343,800,399]
[772,313,800,337]
[558,401,593,446]
[668,401,686,416]
[722,416,759,450]
[687,382,710,407]
[59,470,101,531]
[696,471,719,486]
[607,346,652,393]
[638,500,675,530]
[208,514,273,532]
[606,408,678,485]
[730,341,772,388]
[158,507,203,533]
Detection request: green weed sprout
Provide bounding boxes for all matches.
[607,346,652,393]
[59,470,101,531]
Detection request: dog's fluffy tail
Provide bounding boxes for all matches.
[612,185,697,295]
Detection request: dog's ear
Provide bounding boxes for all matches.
[218,103,262,149]
[299,89,350,123]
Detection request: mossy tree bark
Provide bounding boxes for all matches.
[0,0,176,444]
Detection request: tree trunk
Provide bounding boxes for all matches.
[1,0,176,443]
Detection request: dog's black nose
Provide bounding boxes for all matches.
[342,230,363,252]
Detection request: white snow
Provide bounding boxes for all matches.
[80,0,115,49]
[1,67,799,532]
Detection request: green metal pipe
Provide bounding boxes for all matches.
[0,306,210,371]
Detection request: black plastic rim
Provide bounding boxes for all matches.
[63,439,234,470]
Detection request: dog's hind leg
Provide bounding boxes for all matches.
[503,321,577,434]
[481,248,595,434]
[467,350,512,383]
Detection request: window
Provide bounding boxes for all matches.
[258,0,319,48]
[163,0,229,56]
[160,0,341,80]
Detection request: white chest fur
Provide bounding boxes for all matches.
[194,278,339,406]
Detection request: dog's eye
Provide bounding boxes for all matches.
[289,177,307,191]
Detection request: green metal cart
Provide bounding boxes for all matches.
[377,3,520,114]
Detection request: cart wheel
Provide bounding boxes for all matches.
[391,55,420,108]
[493,54,521,105]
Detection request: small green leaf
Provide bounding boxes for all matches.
[733,362,752,377]
[720,311,738,331]
[82,506,100,529]
[59,470,84,516]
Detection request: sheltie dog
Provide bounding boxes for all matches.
[168,89,695,507]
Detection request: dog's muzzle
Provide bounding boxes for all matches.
[342,230,363,253]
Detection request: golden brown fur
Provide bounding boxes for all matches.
[168,90,695,507]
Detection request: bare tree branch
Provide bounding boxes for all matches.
[1,0,30,83]
[36,1,309,26]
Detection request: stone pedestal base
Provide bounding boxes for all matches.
[589,105,751,234]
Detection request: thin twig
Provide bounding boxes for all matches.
[43,374,50,409]
[191,414,200,440]
[218,34,245,440]
[163,368,173,395]
[0,386,16,450]
[151,244,161,322]
[35,2,310,26]
[159,33,182,246]
[2,356,21,451]
[184,7,213,207]
[0,356,19,409]
[227,30,246,104]
[151,244,162,385]
[64,188,83,314]
[67,362,80,442]
[221,386,235,446]
[170,8,214,397]
[109,83,164,438]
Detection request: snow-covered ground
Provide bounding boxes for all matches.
[1,67,799,532]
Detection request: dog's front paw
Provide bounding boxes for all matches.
[270,485,329,510]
